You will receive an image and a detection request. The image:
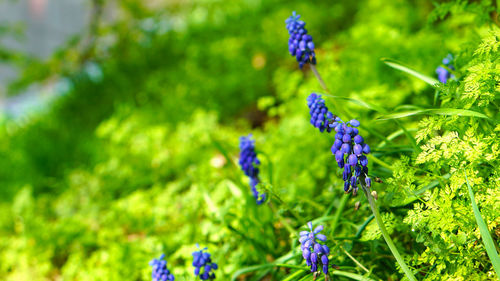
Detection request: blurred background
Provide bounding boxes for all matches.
[0,0,497,280]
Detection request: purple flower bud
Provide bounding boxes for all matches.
[365,177,372,187]
[343,134,352,143]
[354,135,364,144]
[314,243,322,254]
[334,139,342,149]
[350,176,357,188]
[313,225,324,234]
[311,252,318,264]
[349,119,360,127]
[335,150,344,163]
[348,154,358,166]
[359,155,368,167]
[286,12,317,67]
[353,144,363,155]
[316,234,327,241]
[362,144,371,154]
[344,181,350,192]
[322,245,330,254]
[341,143,351,154]
[342,169,350,181]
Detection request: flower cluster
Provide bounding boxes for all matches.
[305,94,371,193]
[435,54,455,83]
[149,254,175,281]
[239,135,266,204]
[192,246,218,280]
[307,93,335,133]
[285,11,316,69]
[299,222,330,275]
[330,119,371,194]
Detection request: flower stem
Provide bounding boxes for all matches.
[310,64,329,93]
[309,64,349,119]
[360,178,418,281]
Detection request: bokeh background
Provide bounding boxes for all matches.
[0,0,498,280]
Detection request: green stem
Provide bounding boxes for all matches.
[330,193,349,235]
[341,246,370,273]
[310,64,329,93]
[360,177,418,281]
[310,64,349,119]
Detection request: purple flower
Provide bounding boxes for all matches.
[307,93,336,133]
[192,245,218,280]
[149,254,175,281]
[329,119,371,194]
[436,54,455,83]
[285,11,317,69]
[299,222,330,275]
[239,135,266,204]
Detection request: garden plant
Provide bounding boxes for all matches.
[0,0,498,281]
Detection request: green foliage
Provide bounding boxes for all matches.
[0,0,498,281]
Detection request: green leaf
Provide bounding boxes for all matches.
[464,170,500,278]
[382,58,440,86]
[323,95,386,113]
[331,271,377,281]
[376,108,490,120]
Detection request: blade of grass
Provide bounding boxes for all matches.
[376,108,490,120]
[382,58,439,86]
[464,170,500,278]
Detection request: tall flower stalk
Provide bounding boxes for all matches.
[287,11,418,281]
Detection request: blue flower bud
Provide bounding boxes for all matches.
[362,144,370,154]
[239,135,266,204]
[354,135,364,144]
[342,134,351,143]
[150,254,175,281]
[299,222,330,275]
[349,119,360,127]
[286,12,317,68]
[353,144,363,155]
[348,154,358,166]
[365,177,371,187]
[344,180,350,192]
[192,246,217,280]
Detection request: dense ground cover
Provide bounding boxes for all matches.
[0,0,498,280]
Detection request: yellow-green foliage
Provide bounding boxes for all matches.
[389,29,500,280]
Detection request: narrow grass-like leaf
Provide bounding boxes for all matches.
[377,108,489,120]
[322,95,386,113]
[331,271,377,281]
[464,170,500,278]
[382,58,439,86]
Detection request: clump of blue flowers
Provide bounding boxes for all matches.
[435,54,455,83]
[149,254,175,281]
[239,135,266,204]
[330,119,371,194]
[285,11,317,69]
[299,222,330,275]
[306,94,371,194]
[307,93,335,133]
[192,245,218,280]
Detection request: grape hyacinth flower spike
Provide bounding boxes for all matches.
[329,119,371,195]
[192,245,218,280]
[435,54,455,83]
[149,254,175,281]
[307,93,336,133]
[238,135,266,204]
[299,222,330,276]
[285,11,317,69]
